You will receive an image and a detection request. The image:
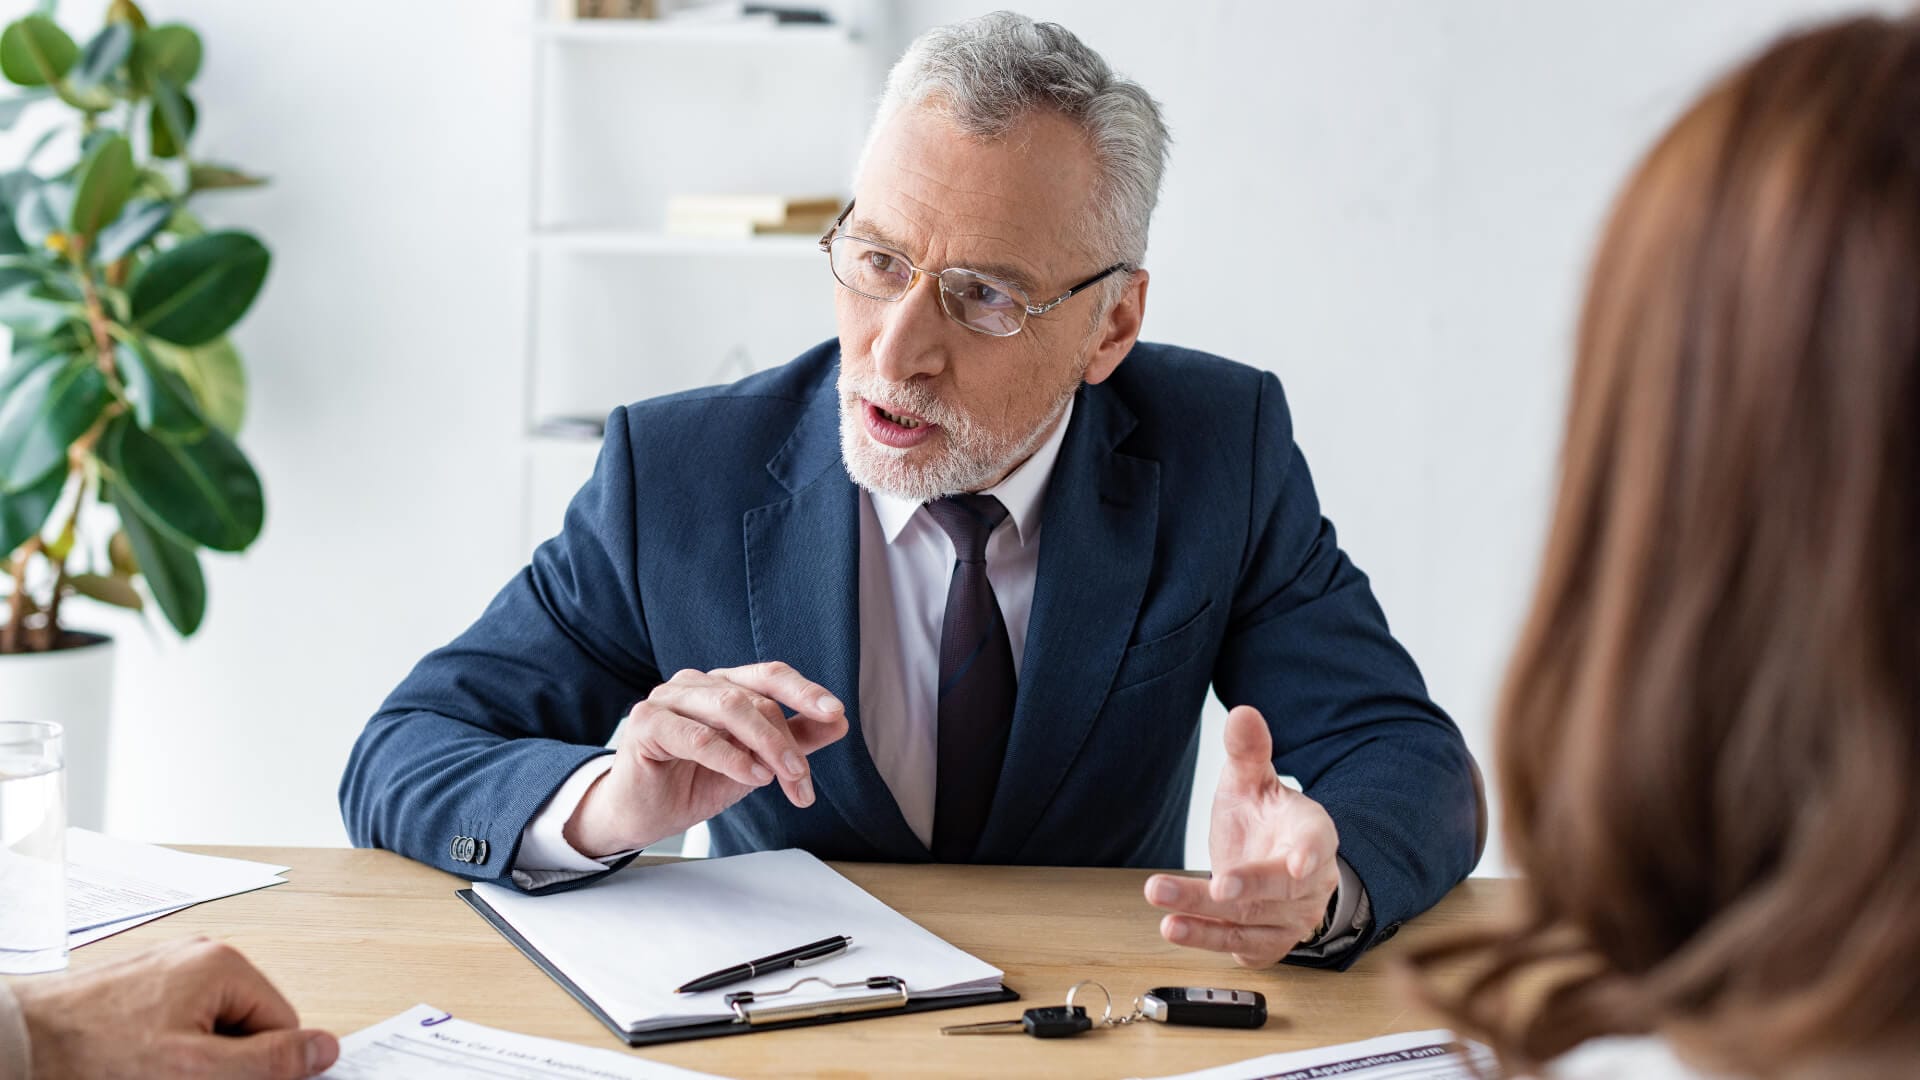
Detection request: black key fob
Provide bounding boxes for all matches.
[1023,1005,1092,1038]
[1141,986,1267,1028]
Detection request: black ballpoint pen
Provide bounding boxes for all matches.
[674,935,854,994]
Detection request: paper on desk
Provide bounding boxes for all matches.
[318,1004,732,1079]
[470,847,1004,1033]
[1132,1029,1496,1080]
[65,828,287,946]
[68,903,191,948]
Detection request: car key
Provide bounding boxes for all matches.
[941,1005,1093,1038]
[1140,987,1267,1028]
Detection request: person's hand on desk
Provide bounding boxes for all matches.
[564,661,849,857]
[13,937,338,1079]
[1144,705,1341,967]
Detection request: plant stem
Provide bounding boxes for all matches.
[3,537,42,655]
[31,470,92,652]
[74,237,119,381]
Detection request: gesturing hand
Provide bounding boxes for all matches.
[1144,705,1341,967]
[16,937,338,1080]
[565,661,849,858]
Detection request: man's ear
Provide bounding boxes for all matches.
[1083,268,1149,386]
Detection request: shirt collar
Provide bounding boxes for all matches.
[870,395,1076,547]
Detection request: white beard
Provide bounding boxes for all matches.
[837,372,1077,502]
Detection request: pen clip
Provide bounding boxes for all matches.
[726,975,908,1025]
[793,938,851,967]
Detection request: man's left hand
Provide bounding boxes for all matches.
[1144,705,1341,967]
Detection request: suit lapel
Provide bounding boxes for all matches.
[974,383,1159,863]
[743,382,928,861]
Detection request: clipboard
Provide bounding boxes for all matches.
[458,888,1019,1047]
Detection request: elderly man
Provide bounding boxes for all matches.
[341,13,1480,971]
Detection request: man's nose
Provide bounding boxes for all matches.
[870,272,949,384]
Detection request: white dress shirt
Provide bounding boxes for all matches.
[512,398,1365,956]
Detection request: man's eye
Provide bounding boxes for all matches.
[866,252,902,275]
[965,281,1014,308]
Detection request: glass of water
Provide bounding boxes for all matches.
[0,721,66,974]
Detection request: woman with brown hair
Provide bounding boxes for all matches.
[1404,12,1920,1079]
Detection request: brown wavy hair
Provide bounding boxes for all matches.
[1401,14,1920,1078]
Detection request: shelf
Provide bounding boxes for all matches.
[533,19,855,45]
[530,229,825,256]
[522,430,606,450]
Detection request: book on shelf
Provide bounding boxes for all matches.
[550,0,661,19]
[664,194,844,239]
[550,3,833,27]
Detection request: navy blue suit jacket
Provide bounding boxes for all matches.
[340,340,1482,969]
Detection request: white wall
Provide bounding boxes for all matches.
[1,1,1885,867]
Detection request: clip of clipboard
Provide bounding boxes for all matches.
[457,889,1019,1047]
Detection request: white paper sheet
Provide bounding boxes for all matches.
[1133,1029,1496,1080]
[67,903,191,948]
[470,848,1003,1033]
[64,828,287,946]
[318,1004,731,1079]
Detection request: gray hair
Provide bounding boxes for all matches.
[858,12,1171,292]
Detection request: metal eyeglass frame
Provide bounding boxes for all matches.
[818,200,1131,338]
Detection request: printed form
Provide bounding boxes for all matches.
[1135,1029,1496,1080]
[319,1005,731,1080]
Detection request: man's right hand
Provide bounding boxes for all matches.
[564,661,849,857]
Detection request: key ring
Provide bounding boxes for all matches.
[1063,980,1113,1026]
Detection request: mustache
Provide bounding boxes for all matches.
[843,377,965,430]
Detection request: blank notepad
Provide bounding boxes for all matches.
[469,848,1004,1034]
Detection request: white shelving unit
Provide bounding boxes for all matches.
[520,5,883,859]
[519,3,880,525]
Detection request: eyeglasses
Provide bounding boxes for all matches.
[818,200,1130,338]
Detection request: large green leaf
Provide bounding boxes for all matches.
[128,231,269,346]
[0,16,77,88]
[153,336,243,435]
[70,132,134,241]
[70,23,133,93]
[0,352,107,491]
[116,337,203,437]
[107,478,202,635]
[133,25,199,87]
[0,456,62,554]
[104,415,261,551]
[92,197,170,264]
[148,76,194,159]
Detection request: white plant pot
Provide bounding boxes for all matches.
[0,633,114,829]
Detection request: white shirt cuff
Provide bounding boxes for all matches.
[510,756,640,889]
[1287,854,1370,961]
[1326,855,1362,937]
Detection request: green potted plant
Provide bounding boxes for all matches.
[0,0,270,828]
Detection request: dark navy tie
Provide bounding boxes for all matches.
[924,494,1016,862]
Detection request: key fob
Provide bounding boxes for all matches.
[1141,987,1267,1028]
[1023,1005,1092,1038]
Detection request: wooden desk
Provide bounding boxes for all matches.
[72,848,1510,1079]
